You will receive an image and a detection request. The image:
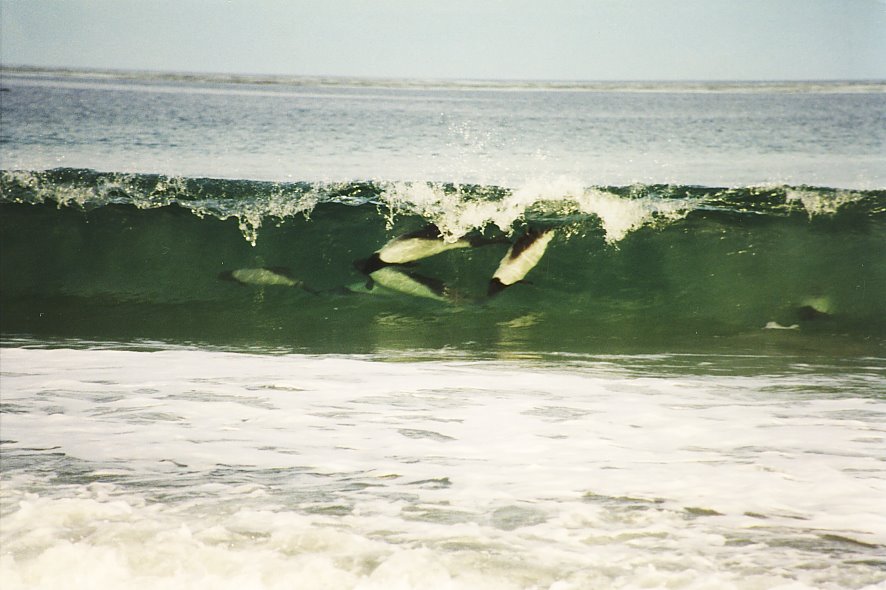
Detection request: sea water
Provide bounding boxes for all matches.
[1,70,885,589]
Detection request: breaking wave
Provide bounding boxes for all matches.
[2,168,884,354]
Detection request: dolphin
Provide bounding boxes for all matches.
[218,267,316,293]
[355,224,503,275]
[363,266,449,302]
[488,228,555,296]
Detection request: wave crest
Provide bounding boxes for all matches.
[2,168,882,245]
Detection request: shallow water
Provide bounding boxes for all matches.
[2,346,885,589]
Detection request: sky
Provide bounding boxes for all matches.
[2,0,885,81]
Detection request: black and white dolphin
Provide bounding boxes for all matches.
[360,266,450,301]
[488,228,555,296]
[352,224,505,302]
[354,224,502,275]
[219,267,316,293]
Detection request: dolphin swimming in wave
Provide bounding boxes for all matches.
[218,267,316,293]
[488,228,555,296]
[361,266,450,301]
[355,224,504,275]
[218,225,556,303]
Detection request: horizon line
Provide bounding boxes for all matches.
[3,64,885,90]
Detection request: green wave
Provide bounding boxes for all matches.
[2,169,884,355]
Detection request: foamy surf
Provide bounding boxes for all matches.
[2,347,884,589]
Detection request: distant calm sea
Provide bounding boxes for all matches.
[1,70,885,589]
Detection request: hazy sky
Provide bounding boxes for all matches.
[2,0,885,81]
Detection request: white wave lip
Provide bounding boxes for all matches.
[0,169,321,247]
[4,170,874,249]
[378,178,695,244]
[1,347,884,589]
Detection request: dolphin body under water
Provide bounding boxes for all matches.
[351,224,508,302]
[355,224,503,275]
[488,228,555,296]
[361,266,449,302]
[219,267,316,292]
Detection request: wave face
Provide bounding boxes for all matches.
[2,169,884,355]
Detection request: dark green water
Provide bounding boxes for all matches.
[2,169,884,356]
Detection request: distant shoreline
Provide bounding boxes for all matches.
[2,64,884,93]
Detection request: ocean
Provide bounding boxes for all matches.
[1,69,884,589]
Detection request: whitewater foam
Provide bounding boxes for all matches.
[4,169,880,247]
[375,177,696,244]
[2,347,884,589]
[785,187,868,218]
